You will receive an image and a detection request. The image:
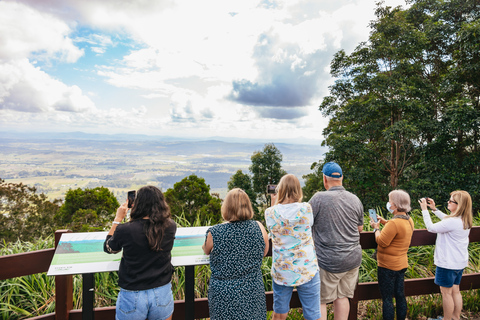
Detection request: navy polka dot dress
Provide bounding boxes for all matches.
[207,220,267,320]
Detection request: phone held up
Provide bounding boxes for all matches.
[369,209,378,223]
[127,190,136,208]
[267,184,277,194]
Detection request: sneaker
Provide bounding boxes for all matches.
[427,317,443,320]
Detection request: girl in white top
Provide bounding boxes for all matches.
[419,190,473,320]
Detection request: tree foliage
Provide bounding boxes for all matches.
[314,0,480,211]
[164,174,222,225]
[249,143,287,207]
[0,179,61,242]
[302,161,325,202]
[227,169,260,218]
[57,186,119,232]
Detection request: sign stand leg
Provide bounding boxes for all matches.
[83,273,95,320]
[185,266,195,320]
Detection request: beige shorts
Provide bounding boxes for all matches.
[319,266,359,304]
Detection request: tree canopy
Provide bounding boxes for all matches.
[56,186,119,232]
[227,169,258,211]
[249,143,287,207]
[314,0,480,211]
[164,174,222,225]
[0,179,61,242]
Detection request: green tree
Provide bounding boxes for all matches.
[227,170,258,213]
[0,179,61,242]
[250,143,286,207]
[302,161,325,202]
[317,0,480,211]
[165,174,222,225]
[57,187,119,232]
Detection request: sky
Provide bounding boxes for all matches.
[0,0,408,142]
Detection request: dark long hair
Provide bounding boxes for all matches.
[130,186,171,251]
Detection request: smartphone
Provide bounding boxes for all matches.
[267,184,277,194]
[369,209,378,222]
[127,190,136,208]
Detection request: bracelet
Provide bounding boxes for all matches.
[373,228,379,233]
[112,221,120,225]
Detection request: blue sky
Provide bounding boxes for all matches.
[0,0,407,142]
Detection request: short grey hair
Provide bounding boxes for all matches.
[389,189,411,213]
[323,174,342,182]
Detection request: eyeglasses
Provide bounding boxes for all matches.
[448,199,458,204]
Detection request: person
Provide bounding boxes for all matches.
[265,174,321,320]
[104,186,177,320]
[370,190,414,320]
[308,161,363,320]
[202,188,269,320]
[419,191,473,320]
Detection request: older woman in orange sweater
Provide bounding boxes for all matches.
[370,190,414,320]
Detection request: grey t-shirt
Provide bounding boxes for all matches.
[309,186,364,273]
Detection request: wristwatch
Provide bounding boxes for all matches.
[373,228,379,233]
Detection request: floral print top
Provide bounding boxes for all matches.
[265,202,318,286]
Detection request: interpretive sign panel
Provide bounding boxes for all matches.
[47,226,210,276]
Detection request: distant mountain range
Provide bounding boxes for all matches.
[0,131,323,146]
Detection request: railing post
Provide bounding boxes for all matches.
[348,286,359,320]
[55,230,73,320]
[83,273,95,320]
[185,266,195,320]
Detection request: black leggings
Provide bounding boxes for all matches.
[377,266,407,320]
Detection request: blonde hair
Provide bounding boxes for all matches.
[448,190,473,229]
[221,188,254,222]
[276,174,303,205]
[389,189,411,213]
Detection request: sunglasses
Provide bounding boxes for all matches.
[447,199,458,204]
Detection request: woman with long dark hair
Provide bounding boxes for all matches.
[104,186,177,320]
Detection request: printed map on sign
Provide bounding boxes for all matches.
[47,226,210,276]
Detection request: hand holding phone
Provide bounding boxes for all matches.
[267,185,277,194]
[369,209,378,222]
[127,190,136,208]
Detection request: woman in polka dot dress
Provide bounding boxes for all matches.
[203,188,269,320]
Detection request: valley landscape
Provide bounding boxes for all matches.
[0,132,326,202]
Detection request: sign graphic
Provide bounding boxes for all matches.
[47,226,210,276]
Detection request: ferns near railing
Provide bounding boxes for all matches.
[1,210,480,320]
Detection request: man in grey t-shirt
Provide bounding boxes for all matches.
[309,162,363,320]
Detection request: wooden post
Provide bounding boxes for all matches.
[184,266,195,320]
[82,273,95,320]
[55,230,73,320]
[348,290,359,320]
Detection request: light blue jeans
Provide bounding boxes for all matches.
[273,272,321,320]
[116,282,174,320]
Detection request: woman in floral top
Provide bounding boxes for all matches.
[265,174,320,320]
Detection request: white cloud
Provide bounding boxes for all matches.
[0,0,410,141]
[133,105,147,117]
[0,1,83,62]
[0,59,96,113]
[91,47,106,54]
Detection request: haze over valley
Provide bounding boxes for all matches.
[0,132,326,202]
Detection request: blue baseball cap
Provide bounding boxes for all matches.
[322,161,343,178]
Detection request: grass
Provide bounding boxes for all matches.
[1,210,480,319]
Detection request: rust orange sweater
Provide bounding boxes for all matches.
[376,217,414,271]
